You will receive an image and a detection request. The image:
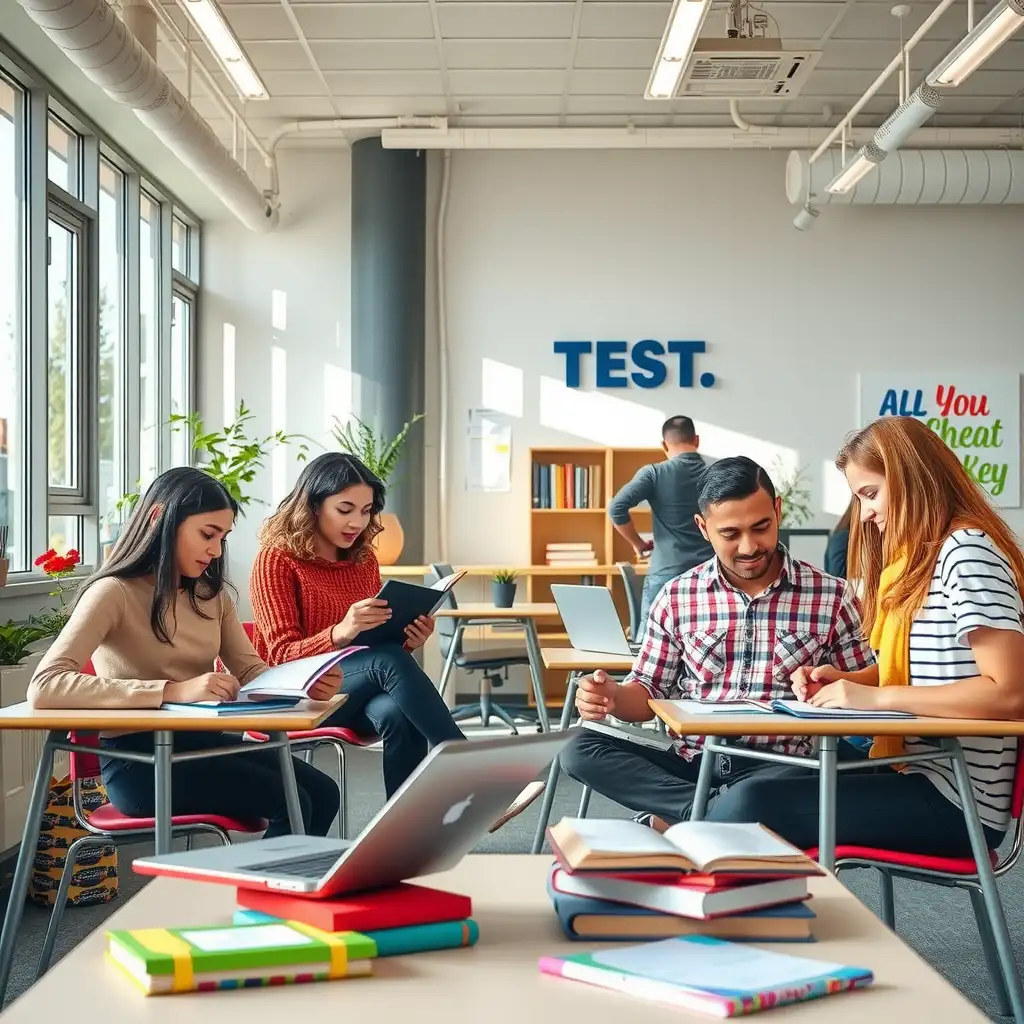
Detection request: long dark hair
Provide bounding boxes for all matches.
[80,467,238,644]
[258,453,386,562]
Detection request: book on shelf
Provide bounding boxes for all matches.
[538,935,873,1016]
[545,542,598,567]
[106,920,373,995]
[532,461,603,509]
[547,818,824,877]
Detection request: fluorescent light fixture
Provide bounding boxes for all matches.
[645,0,713,99]
[927,0,1024,87]
[825,144,885,194]
[181,0,269,100]
[873,84,945,153]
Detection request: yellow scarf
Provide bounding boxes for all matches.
[868,551,910,763]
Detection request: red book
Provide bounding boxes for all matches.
[236,881,472,933]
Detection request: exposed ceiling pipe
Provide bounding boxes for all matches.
[380,126,1021,151]
[15,0,278,232]
[730,101,835,133]
[264,116,448,200]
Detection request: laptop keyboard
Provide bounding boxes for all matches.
[243,852,342,878]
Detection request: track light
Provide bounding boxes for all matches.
[825,143,886,194]
[874,84,944,152]
[927,0,1024,87]
[645,0,714,99]
[792,204,819,231]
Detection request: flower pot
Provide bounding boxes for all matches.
[0,558,7,587]
[374,512,405,566]
[492,581,517,608]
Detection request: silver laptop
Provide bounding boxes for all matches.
[551,584,639,657]
[132,730,576,897]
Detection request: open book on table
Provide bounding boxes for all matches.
[547,818,824,876]
[351,569,467,648]
[664,698,914,720]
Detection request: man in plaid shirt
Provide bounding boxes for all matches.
[560,456,875,832]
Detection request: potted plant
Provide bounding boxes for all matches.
[31,548,82,640]
[492,569,518,609]
[101,484,141,563]
[772,459,813,549]
[0,525,8,587]
[331,413,424,565]
[0,619,47,702]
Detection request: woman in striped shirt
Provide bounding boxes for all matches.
[788,415,1024,852]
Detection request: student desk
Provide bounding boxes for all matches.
[649,700,1024,1022]
[530,648,636,855]
[0,697,344,1005]
[435,604,560,732]
[0,854,987,1021]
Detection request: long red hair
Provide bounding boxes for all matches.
[836,416,1024,629]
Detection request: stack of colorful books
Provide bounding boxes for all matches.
[544,818,823,943]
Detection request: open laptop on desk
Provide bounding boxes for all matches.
[550,584,640,658]
[133,730,575,898]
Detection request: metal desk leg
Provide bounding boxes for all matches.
[438,624,462,700]
[153,730,174,855]
[818,734,838,871]
[531,672,580,854]
[272,732,306,834]
[690,739,716,821]
[945,738,1024,1023]
[522,618,551,732]
[0,731,58,1004]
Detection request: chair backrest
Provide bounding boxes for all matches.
[616,562,643,641]
[427,563,461,659]
[241,621,255,640]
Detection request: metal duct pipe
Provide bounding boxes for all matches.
[16,0,278,232]
[787,148,1024,205]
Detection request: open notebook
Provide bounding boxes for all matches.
[664,698,914,721]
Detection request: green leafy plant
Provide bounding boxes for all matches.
[492,569,519,584]
[170,401,309,510]
[331,414,424,484]
[113,482,142,523]
[773,459,813,528]
[0,620,46,667]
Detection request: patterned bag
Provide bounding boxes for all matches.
[29,775,119,908]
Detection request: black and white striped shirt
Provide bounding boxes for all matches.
[902,529,1023,832]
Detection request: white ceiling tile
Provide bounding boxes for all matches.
[438,3,577,38]
[452,95,564,114]
[803,68,899,97]
[220,6,296,40]
[937,94,1013,114]
[578,3,670,39]
[324,70,446,95]
[831,1,963,41]
[260,70,328,96]
[443,39,572,69]
[954,70,1024,97]
[567,94,668,113]
[295,95,449,116]
[249,96,339,116]
[292,3,434,40]
[574,38,658,67]
[748,2,849,41]
[240,41,311,71]
[308,40,439,70]
[815,39,949,70]
[569,68,649,94]
[448,69,566,94]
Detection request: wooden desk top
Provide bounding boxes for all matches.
[0,696,345,733]
[436,603,560,620]
[650,699,1024,738]
[541,648,634,672]
[3,855,984,1020]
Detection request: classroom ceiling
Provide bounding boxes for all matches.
[154,0,1024,148]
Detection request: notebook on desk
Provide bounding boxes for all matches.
[661,698,915,721]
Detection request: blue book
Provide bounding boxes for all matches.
[160,698,302,716]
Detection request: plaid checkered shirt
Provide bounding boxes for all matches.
[628,547,876,759]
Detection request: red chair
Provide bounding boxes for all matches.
[35,662,267,980]
[239,622,381,839]
[810,746,1024,1017]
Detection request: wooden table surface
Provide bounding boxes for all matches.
[0,697,346,733]
[436,603,560,619]
[380,565,649,578]
[540,648,634,672]
[1,855,985,1021]
[650,699,1024,738]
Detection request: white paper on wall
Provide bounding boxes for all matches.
[467,408,512,492]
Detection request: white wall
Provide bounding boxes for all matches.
[440,148,1024,562]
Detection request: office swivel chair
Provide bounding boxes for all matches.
[428,563,540,734]
[616,562,644,643]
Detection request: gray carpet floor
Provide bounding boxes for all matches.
[3,733,1022,1020]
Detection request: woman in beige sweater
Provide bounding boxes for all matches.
[30,467,341,837]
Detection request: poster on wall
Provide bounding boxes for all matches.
[466,408,512,492]
[858,373,1020,508]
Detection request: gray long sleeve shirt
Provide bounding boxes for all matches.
[608,451,714,577]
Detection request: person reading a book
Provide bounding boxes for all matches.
[560,456,875,834]
[28,468,341,838]
[249,453,468,799]
[742,416,1024,855]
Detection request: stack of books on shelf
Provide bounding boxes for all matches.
[545,818,823,943]
[545,542,598,568]
[106,881,477,997]
[532,461,603,509]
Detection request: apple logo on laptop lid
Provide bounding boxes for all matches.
[442,795,473,825]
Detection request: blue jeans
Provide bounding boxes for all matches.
[327,644,465,797]
[639,570,678,635]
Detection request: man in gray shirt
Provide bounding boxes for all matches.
[608,415,713,628]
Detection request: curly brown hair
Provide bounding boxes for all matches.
[257,452,386,562]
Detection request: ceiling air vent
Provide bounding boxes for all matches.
[677,39,821,97]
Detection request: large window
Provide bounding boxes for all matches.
[139,191,160,489]
[0,75,25,572]
[46,112,79,197]
[170,289,192,466]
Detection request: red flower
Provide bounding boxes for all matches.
[34,549,56,567]
[41,553,78,575]
[66,549,80,565]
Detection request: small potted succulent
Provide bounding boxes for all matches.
[491,569,519,609]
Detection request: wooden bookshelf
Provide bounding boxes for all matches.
[526,445,664,706]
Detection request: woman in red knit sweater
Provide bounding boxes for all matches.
[249,453,466,797]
